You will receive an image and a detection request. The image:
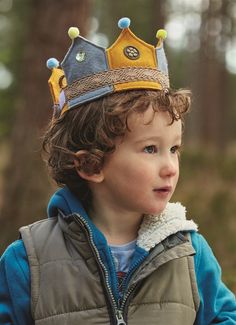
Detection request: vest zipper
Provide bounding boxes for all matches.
[74,215,127,325]
[116,309,126,325]
[118,261,144,321]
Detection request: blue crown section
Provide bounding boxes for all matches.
[59,91,66,110]
[61,37,108,83]
[156,45,168,75]
[61,36,113,109]
[155,30,168,75]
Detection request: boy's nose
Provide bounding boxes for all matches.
[159,157,178,178]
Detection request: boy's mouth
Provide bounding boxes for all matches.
[153,186,172,193]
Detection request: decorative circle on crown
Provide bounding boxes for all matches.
[123,46,140,60]
[76,51,86,62]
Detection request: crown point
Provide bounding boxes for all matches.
[118,17,131,29]
[156,29,167,40]
[68,27,80,39]
[46,58,59,69]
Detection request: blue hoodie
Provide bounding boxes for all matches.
[0,187,235,324]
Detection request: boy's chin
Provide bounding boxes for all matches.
[144,203,169,216]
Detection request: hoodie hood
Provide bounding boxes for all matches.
[47,187,87,218]
[47,187,106,244]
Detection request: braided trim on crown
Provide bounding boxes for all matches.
[64,67,169,101]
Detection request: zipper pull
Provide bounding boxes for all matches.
[116,310,126,325]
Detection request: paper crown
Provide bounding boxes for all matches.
[47,17,169,115]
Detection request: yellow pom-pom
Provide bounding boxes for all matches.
[68,27,80,39]
[156,29,167,40]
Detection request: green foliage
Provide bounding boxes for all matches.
[93,0,163,44]
[0,0,31,140]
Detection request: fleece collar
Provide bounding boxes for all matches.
[137,202,198,251]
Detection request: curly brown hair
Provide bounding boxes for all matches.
[42,89,191,209]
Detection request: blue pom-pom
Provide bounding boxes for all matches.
[46,58,59,69]
[118,17,131,29]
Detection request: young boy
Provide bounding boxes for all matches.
[0,18,235,325]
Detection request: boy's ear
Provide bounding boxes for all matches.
[74,150,104,183]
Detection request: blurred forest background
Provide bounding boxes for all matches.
[0,0,235,292]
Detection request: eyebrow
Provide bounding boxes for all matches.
[134,136,161,144]
[134,135,182,144]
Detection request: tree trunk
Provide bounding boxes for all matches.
[0,0,91,253]
[197,0,230,150]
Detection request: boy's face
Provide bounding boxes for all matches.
[98,106,182,216]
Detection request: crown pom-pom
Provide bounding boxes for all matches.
[46,58,59,70]
[156,29,167,40]
[118,17,131,29]
[68,27,80,39]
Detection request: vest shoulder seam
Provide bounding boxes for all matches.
[129,301,196,311]
[35,304,107,321]
[38,257,83,266]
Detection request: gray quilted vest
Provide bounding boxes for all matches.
[20,214,200,324]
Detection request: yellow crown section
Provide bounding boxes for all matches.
[48,68,67,105]
[106,27,159,92]
[107,28,157,68]
[113,80,162,92]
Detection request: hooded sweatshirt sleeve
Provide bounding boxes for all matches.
[0,239,33,325]
[191,232,236,324]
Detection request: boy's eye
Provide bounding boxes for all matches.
[144,145,158,154]
[170,145,181,154]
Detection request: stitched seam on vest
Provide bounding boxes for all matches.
[186,234,200,311]
[38,258,80,265]
[38,255,94,265]
[187,256,199,311]
[35,305,107,321]
[20,218,58,319]
[129,301,196,311]
[20,226,41,317]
